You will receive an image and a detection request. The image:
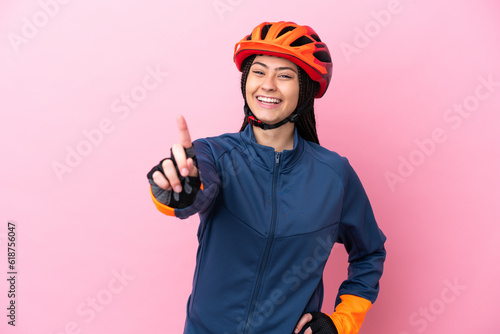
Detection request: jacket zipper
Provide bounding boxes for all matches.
[244,151,281,334]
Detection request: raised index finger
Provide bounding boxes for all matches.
[176,114,192,148]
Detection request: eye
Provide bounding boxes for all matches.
[252,70,265,75]
[279,74,294,79]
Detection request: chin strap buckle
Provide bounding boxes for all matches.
[248,115,265,129]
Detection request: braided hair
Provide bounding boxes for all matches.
[239,55,321,145]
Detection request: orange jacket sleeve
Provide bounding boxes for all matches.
[329,294,373,334]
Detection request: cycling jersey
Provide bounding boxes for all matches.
[150,125,386,334]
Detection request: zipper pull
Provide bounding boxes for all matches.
[275,152,281,165]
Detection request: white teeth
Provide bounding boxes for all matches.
[257,96,281,104]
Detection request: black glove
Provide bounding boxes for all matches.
[306,312,338,334]
[147,146,201,209]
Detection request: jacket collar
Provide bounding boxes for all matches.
[240,125,305,171]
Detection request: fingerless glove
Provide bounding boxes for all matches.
[306,312,338,334]
[147,146,201,209]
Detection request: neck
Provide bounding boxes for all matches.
[252,122,295,152]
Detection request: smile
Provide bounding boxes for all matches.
[257,96,282,105]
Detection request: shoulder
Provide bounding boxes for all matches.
[303,141,369,198]
[193,131,243,161]
[302,140,353,186]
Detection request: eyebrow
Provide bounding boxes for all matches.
[251,61,298,74]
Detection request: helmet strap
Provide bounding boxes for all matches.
[243,99,312,130]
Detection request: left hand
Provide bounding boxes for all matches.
[294,312,338,334]
[295,313,313,334]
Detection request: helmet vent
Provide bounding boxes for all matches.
[313,51,332,63]
[277,26,296,38]
[310,34,321,42]
[260,24,272,39]
[290,36,314,47]
[246,34,252,41]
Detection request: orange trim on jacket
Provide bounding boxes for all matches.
[149,183,204,217]
[329,294,373,334]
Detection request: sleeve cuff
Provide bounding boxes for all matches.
[149,183,204,217]
[329,294,372,334]
[149,185,176,216]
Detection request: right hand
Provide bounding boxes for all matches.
[152,115,198,193]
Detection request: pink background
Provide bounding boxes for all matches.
[1,0,500,333]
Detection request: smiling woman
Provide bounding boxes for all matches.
[244,55,300,151]
[247,56,299,116]
[147,21,386,334]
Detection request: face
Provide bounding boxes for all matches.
[245,55,300,125]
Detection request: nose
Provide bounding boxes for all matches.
[261,74,277,91]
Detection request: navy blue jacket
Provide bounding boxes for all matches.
[158,125,386,334]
